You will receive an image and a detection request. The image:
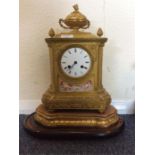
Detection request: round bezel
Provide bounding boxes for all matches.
[60,46,92,79]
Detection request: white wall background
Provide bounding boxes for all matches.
[19,0,134,113]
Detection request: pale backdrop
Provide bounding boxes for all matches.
[19,0,134,112]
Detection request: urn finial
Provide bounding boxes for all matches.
[59,4,90,30]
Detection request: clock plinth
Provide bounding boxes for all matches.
[35,104,119,128]
[24,105,124,138]
[42,87,111,113]
[23,4,124,137]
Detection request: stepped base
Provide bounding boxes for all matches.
[24,105,124,138]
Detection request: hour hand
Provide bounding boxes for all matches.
[80,65,88,69]
[68,65,71,69]
[64,65,71,70]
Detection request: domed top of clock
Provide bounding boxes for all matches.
[59,4,90,30]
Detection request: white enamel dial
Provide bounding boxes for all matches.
[61,47,91,78]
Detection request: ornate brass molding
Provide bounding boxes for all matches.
[35,104,119,128]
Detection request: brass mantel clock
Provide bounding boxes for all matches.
[24,4,124,137]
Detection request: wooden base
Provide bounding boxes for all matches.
[23,113,124,138]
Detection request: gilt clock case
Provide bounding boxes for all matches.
[42,34,111,113]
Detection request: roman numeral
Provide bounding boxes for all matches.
[74,48,77,53]
[68,50,71,54]
[84,55,88,58]
[85,61,90,63]
[61,62,66,64]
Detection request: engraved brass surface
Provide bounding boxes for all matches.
[42,88,111,112]
[35,104,119,128]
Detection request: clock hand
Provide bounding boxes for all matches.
[69,61,78,70]
[64,61,77,74]
[64,65,71,70]
[80,65,88,69]
[67,65,71,69]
